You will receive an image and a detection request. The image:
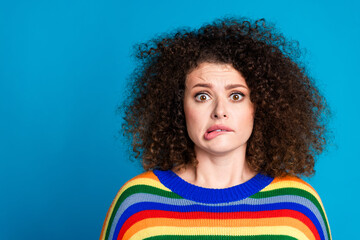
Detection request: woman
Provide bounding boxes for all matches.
[100,17,331,240]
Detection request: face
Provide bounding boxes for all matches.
[184,62,255,157]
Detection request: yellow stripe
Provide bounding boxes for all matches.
[121,178,171,193]
[129,226,309,240]
[263,180,315,195]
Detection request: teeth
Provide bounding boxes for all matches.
[208,129,227,133]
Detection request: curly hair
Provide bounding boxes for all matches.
[120,17,330,177]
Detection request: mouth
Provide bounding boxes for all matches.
[204,125,233,140]
[206,125,233,133]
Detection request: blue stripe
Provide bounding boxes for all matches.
[154,170,274,203]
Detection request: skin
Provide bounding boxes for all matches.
[174,62,257,188]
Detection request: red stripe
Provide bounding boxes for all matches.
[118,209,320,240]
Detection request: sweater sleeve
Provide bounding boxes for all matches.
[99,171,165,240]
[261,176,332,240]
[307,184,332,240]
[99,181,127,240]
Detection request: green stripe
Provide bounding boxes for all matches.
[252,188,330,239]
[105,185,183,240]
[144,235,297,240]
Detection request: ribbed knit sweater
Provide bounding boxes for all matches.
[100,170,331,240]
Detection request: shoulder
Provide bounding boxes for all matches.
[116,171,167,195]
[257,175,332,240]
[260,175,328,217]
[99,171,174,240]
[103,170,172,220]
[261,175,324,204]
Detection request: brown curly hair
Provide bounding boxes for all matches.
[119,17,330,177]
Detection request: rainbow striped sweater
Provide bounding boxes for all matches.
[100,170,331,240]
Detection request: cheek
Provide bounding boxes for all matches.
[183,97,202,124]
[235,105,255,128]
[183,102,204,142]
[184,104,198,131]
[184,107,198,123]
[247,108,255,133]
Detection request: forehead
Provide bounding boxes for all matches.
[186,62,246,86]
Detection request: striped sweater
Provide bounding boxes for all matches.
[100,170,331,240]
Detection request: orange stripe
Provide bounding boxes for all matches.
[123,217,315,240]
[131,171,158,181]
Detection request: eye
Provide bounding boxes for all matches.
[230,92,244,101]
[195,93,211,102]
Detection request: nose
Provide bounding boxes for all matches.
[211,99,228,119]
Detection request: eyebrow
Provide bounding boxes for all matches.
[192,83,248,90]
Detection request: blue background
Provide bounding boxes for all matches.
[1,0,359,239]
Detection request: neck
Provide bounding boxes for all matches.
[174,145,257,188]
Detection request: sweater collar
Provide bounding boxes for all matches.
[153,169,274,203]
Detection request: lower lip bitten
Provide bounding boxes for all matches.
[204,130,229,140]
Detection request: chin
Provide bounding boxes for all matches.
[201,142,245,155]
